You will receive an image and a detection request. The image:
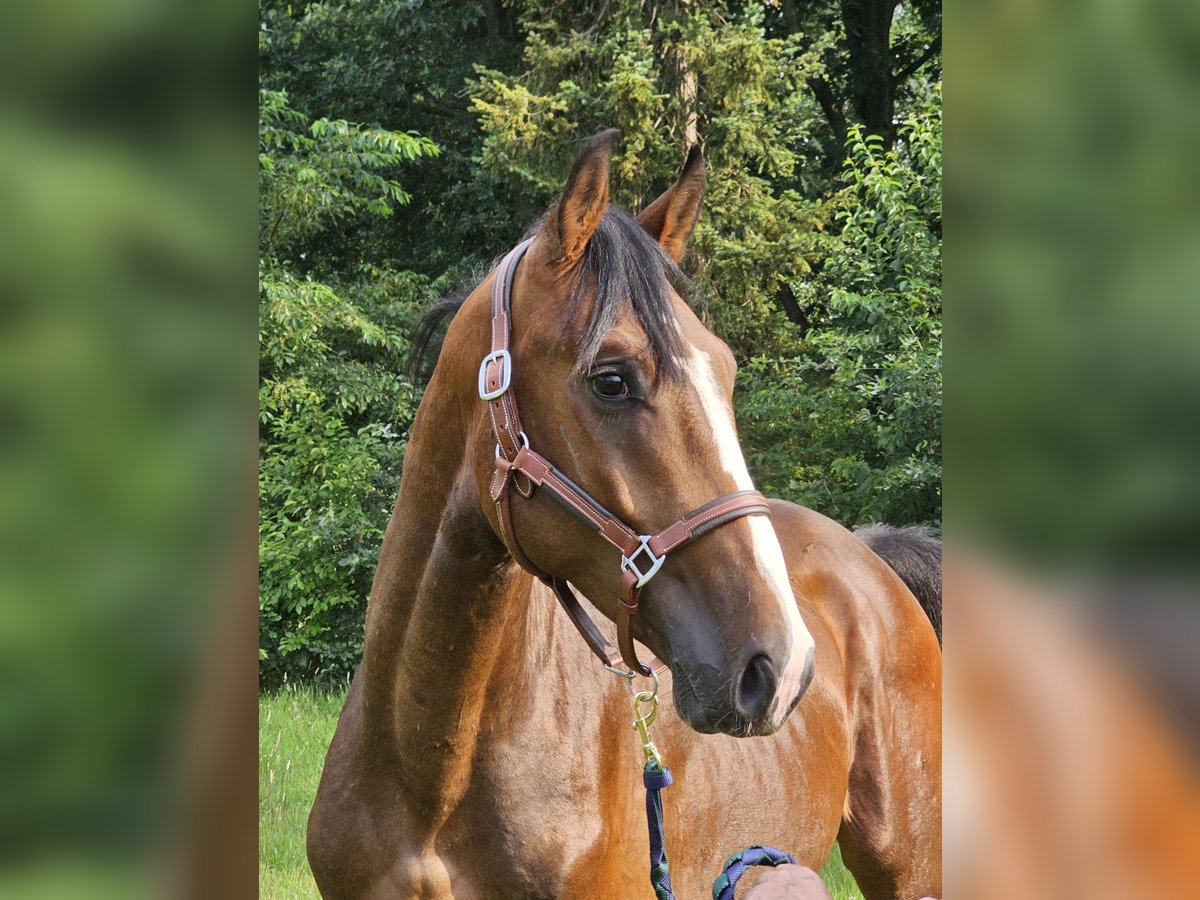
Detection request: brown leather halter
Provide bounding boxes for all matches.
[480,239,771,676]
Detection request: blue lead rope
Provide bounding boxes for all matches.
[642,760,798,900]
[710,846,799,900]
[643,761,675,899]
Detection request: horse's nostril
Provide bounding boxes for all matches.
[734,653,777,722]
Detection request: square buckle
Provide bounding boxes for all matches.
[478,349,512,400]
[621,536,665,588]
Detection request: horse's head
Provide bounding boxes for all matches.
[471,130,815,736]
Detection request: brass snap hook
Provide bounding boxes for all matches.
[631,685,662,766]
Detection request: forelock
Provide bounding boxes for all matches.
[561,209,687,378]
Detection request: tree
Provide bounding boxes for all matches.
[259,0,524,280]
[258,87,437,686]
[739,101,942,527]
[773,0,942,147]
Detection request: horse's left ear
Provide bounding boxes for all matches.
[637,145,707,262]
[545,128,621,265]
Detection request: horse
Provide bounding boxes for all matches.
[307,129,942,900]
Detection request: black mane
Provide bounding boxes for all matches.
[411,208,686,381]
[855,524,943,645]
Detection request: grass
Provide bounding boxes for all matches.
[819,843,863,900]
[260,687,862,899]
[260,685,345,899]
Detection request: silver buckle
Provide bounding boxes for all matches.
[494,431,529,459]
[478,349,512,400]
[605,664,660,696]
[621,536,665,588]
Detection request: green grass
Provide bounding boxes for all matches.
[819,843,863,900]
[260,685,345,899]
[260,688,862,899]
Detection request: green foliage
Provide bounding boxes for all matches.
[258,0,524,277]
[259,88,435,686]
[740,104,942,527]
[259,88,438,259]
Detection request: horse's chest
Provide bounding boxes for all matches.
[472,753,604,859]
[444,736,618,889]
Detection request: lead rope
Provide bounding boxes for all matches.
[627,677,799,900]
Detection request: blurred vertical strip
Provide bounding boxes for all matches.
[949,0,1200,894]
[0,1,255,897]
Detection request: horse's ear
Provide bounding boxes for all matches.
[545,129,621,265]
[636,145,707,262]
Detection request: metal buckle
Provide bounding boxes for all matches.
[478,349,512,400]
[604,663,660,693]
[621,536,665,588]
[494,431,529,459]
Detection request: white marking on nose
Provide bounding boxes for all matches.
[750,514,816,722]
[687,350,816,723]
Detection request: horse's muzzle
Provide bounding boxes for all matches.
[672,642,815,736]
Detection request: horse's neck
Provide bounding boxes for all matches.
[355,370,561,821]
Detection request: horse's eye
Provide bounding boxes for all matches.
[590,371,629,399]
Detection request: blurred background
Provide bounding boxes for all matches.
[946,0,1200,894]
[0,1,253,896]
[0,0,1196,897]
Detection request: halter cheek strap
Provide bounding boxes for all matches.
[480,239,771,676]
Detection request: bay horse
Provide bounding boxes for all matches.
[307,130,942,899]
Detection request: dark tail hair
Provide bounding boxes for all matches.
[855,524,942,646]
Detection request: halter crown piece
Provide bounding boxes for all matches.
[479,239,772,676]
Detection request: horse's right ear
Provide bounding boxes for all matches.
[636,145,706,262]
[544,129,621,265]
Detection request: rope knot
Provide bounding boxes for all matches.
[643,763,673,791]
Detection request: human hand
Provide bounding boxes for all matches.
[740,864,833,899]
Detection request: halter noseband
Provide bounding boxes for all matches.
[480,239,771,676]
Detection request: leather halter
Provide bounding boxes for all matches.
[480,239,771,676]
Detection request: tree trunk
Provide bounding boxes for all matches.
[481,0,503,41]
[841,0,899,143]
[809,75,848,148]
[775,281,808,331]
[781,0,849,148]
